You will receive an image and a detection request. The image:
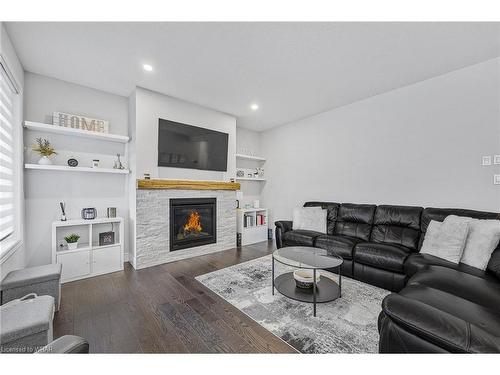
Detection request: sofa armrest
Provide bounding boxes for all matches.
[275,221,293,249]
[381,293,500,353]
[36,335,89,354]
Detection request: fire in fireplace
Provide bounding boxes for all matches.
[180,211,203,238]
[169,198,216,251]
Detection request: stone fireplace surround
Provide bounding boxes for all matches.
[135,180,239,269]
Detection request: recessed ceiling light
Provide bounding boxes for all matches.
[250,104,259,111]
[143,64,153,72]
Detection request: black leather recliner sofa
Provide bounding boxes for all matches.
[275,202,500,353]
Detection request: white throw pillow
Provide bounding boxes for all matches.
[444,215,500,270]
[420,217,470,264]
[292,207,327,234]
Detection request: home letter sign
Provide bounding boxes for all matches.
[53,112,109,134]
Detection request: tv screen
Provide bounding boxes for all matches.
[157,118,229,172]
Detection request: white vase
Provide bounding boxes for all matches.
[38,156,52,165]
[67,241,78,250]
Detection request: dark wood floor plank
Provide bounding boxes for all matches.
[53,240,297,353]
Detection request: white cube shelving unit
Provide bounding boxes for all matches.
[52,217,124,283]
[236,208,268,246]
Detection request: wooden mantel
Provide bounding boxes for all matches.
[137,179,240,190]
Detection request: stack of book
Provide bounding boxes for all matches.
[256,214,266,226]
[244,214,254,228]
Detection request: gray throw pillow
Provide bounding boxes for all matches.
[420,217,470,264]
[292,207,327,234]
[445,215,500,270]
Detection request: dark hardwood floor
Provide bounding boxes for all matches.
[54,241,297,353]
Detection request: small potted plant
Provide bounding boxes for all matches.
[32,137,57,165]
[64,233,80,250]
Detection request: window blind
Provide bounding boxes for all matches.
[0,65,16,242]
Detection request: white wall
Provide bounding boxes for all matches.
[23,72,129,266]
[134,87,236,181]
[0,23,25,277]
[261,58,500,225]
[235,126,264,207]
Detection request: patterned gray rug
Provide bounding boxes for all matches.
[196,255,390,353]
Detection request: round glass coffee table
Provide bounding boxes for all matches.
[272,246,343,317]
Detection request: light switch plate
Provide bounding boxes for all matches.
[494,155,500,165]
[494,175,500,185]
[482,156,492,166]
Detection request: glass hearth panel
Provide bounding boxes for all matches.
[172,207,215,242]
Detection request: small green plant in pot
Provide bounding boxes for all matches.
[64,233,80,250]
[32,137,57,165]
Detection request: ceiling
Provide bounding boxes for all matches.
[5,22,500,131]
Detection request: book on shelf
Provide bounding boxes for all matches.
[256,213,267,226]
[244,214,254,228]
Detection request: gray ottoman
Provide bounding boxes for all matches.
[0,294,55,353]
[1,264,62,311]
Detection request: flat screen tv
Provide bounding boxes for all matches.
[158,118,229,172]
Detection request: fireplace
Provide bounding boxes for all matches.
[169,198,217,251]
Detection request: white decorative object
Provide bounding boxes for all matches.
[53,111,109,134]
[38,156,52,165]
[292,207,327,234]
[420,218,470,263]
[253,200,260,208]
[67,241,78,250]
[445,215,500,270]
[482,156,492,166]
[92,159,99,168]
[494,155,500,165]
[293,269,321,289]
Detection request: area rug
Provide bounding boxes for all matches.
[195,255,390,353]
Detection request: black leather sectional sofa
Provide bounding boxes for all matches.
[275,202,500,353]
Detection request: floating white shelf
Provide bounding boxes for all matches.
[235,153,266,162]
[52,217,124,227]
[25,164,130,174]
[24,121,130,143]
[236,177,266,181]
[237,207,268,212]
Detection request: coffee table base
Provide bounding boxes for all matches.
[274,272,341,316]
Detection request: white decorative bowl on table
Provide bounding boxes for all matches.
[293,269,321,289]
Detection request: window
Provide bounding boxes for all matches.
[0,59,21,257]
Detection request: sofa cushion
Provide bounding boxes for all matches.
[303,202,340,235]
[314,235,362,260]
[354,242,411,273]
[404,253,496,280]
[381,292,500,353]
[333,203,376,241]
[282,230,322,247]
[399,284,500,336]
[407,265,500,312]
[371,205,423,250]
